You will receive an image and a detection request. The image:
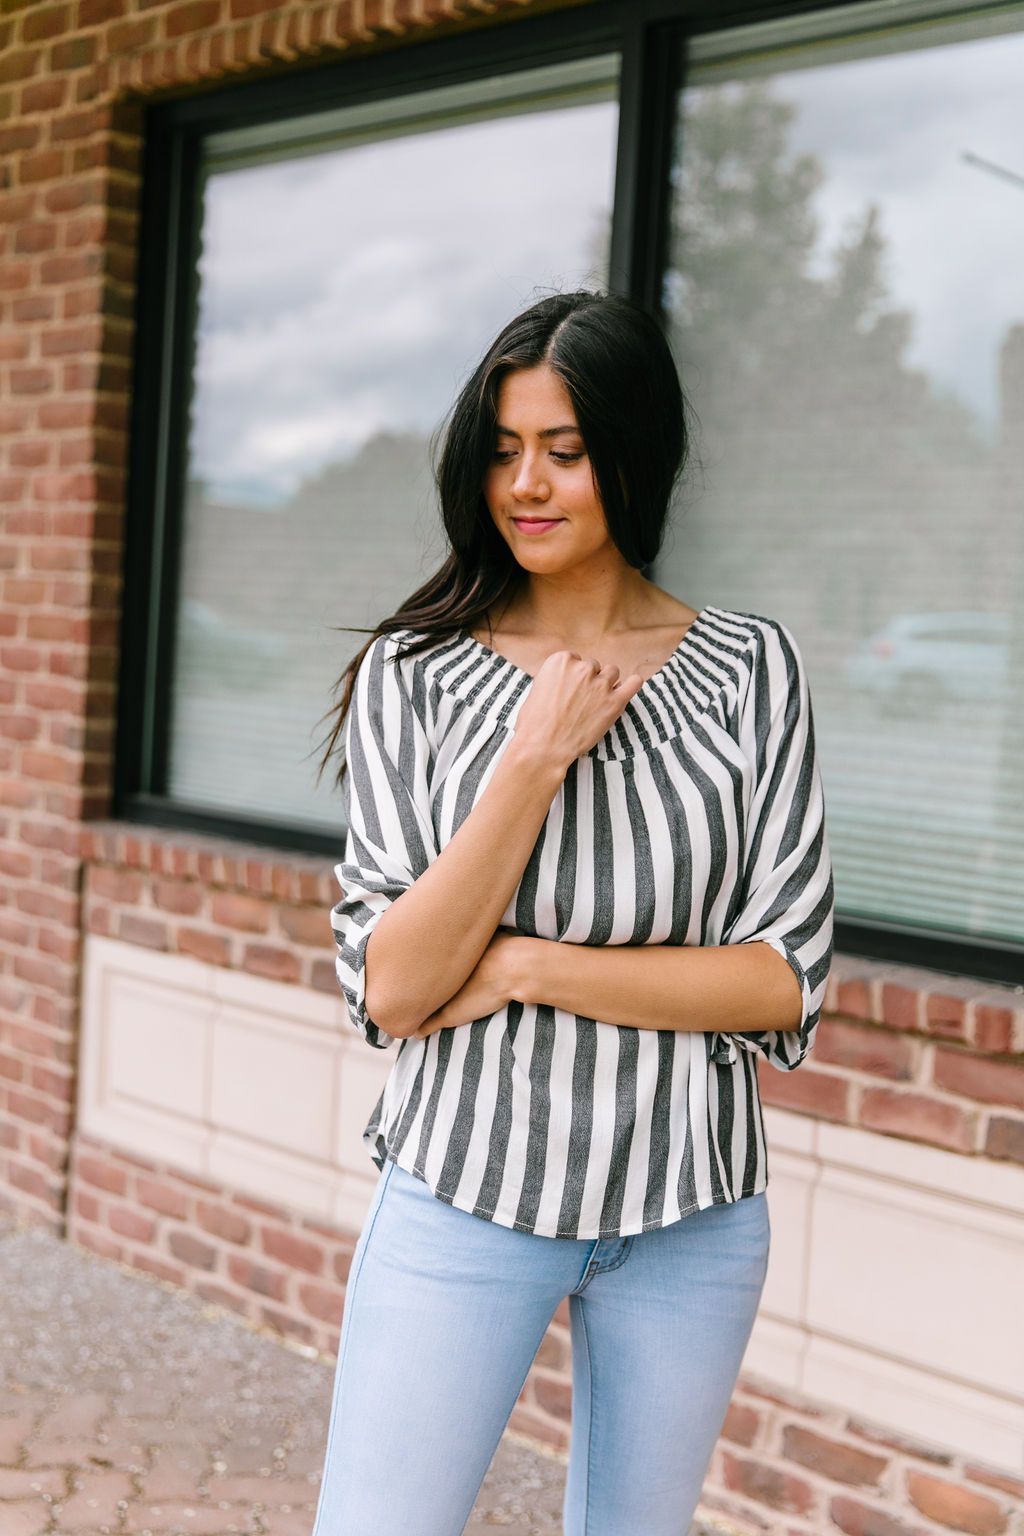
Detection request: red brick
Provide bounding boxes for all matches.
[721,1401,760,1447]
[531,1369,571,1421]
[507,1404,569,1457]
[22,5,73,45]
[278,904,330,948]
[973,1006,1016,1053]
[782,1425,888,1487]
[211,890,271,932]
[21,147,65,183]
[20,78,67,114]
[0,49,44,88]
[720,1448,817,1516]
[844,1416,953,1464]
[109,1203,157,1241]
[759,1066,850,1120]
[532,1326,568,1372]
[178,925,231,966]
[241,942,299,982]
[859,1087,976,1152]
[226,1252,288,1301]
[906,1470,1008,1534]
[153,877,203,916]
[962,1465,1024,1500]
[925,993,967,1040]
[196,1199,251,1245]
[261,1224,324,1275]
[881,983,920,1032]
[985,1117,1024,1165]
[310,956,337,992]
[135,1174,190,1219]
[830,1493,930,1536]
[296,1277,344,1324]
[116,911,167,949]
[75,1153,127,1195]
[107,15,158,51]
[811,1019,914,1080]
[73,1187,102,1222]
[164,0,220,38]
[78,0,129,24]
[167,1229,217,1269]
[933,1047,1024,1110]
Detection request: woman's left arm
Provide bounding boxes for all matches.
[505,930,807,1035]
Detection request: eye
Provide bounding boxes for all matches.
[492,448,585,463]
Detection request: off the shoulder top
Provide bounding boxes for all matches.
[330,605,835,1240]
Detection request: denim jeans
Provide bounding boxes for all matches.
[310,1155,770,1536]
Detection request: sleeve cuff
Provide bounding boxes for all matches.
[709,935,812,1067]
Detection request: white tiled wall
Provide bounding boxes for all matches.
[749,1107,1024,1473]
[79,932,391,1234]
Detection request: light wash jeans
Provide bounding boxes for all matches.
[310,1155,770,1536]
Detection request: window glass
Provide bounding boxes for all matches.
[170,55,620,828]
[660,4,1024,947]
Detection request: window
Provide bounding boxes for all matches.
[659,0,1024,976]
[130,53,618,834]
[122,0,1023,981]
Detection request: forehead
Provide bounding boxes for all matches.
[495,364,578,426]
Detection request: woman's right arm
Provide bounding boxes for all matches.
[363,728,565,1040]
[332,632,641,1046]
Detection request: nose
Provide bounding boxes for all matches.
[512,451,550,501]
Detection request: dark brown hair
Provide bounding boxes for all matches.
[313,286,692,790]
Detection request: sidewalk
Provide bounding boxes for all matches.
[0,1212,739,1536]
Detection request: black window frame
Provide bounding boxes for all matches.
[116,0,1024,986]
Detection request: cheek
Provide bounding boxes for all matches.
[482,464,505,508]
[564,465,606,523]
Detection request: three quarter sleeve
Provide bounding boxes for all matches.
[330,633,437,1049]
[711,618,835,1071]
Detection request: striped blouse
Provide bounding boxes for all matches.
[331,604,835,1240]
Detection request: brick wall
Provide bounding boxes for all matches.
[766,961,1024,1164]
[2,5,1023,1535]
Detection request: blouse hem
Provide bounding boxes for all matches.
[366,1137,768,1241]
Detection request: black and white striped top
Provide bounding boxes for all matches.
[332,604,835,1240]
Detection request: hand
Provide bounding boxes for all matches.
[410,929,526,1039]
[513,649,645,771]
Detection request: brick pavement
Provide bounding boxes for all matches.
[0,1213,741,1536]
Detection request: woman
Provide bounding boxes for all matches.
[311,289,835,1536]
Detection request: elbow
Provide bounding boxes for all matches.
[362,929,422,1040]
[363,982,415,1040]
[362,958,413,1039]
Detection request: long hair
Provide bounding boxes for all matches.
[313,287,693,790]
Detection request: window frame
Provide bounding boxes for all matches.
[116,0,1024,985]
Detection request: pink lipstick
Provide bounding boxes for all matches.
[511,518,563,535]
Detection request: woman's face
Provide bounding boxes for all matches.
[482,363,612,574]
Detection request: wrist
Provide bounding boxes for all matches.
[507,935,548,1008]
[504,728,572,784]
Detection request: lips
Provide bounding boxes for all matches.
[511,518,564,534]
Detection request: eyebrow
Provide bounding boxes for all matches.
[495,423,582,439]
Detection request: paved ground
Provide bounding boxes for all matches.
[0,1213,739,1535]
